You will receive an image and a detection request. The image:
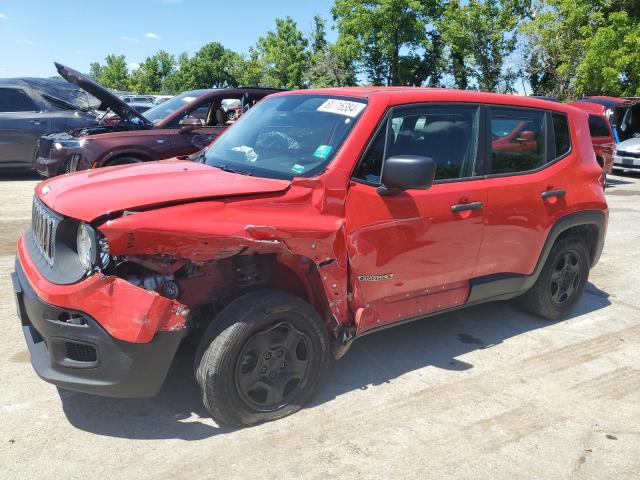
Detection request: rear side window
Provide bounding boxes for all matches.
[588,115,610,138]
[0,88,38,112]
[354,104,480,183]
[489,107,546,174]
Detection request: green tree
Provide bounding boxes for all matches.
[308,16,357,87]
[237,47,267,87]
[257,16,310,88]
[88,62,104,81]
[129,50,177,94]
[440,0,518,92]
[96,54,129,90]
[311,14,328,54]
[163,42,243,91]
[332,0,439,86]
[575,11,640,96]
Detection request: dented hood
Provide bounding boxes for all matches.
[36,159,291,222]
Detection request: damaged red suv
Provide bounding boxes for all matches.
[13,88,608,427]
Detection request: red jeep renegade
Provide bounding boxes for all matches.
[12,88,608,427]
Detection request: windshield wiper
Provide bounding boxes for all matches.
[215,164,252,176]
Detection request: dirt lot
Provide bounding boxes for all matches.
[1,171,639,480]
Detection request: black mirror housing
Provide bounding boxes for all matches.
[378,155,436,194]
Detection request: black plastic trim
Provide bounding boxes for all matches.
[13,258,185,398]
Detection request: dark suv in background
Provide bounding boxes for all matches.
[36,64,284,176]
[0,78,99,171]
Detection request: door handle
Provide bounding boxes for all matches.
[29,120,41,125]
[541,189,566,199]
[450,201,484,212]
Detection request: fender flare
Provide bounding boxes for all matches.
[467,209,607,304]
[98,147,156,167]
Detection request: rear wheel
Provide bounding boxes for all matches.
[519,235,590,320]
[195,290,330,427]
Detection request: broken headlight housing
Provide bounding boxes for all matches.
[76,223,110,272]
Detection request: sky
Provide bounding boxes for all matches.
[0,0,337,78]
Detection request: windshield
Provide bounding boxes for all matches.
[203,94,367,179]
[143,89,209,124]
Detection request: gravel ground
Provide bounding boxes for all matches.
[0,171,639,480]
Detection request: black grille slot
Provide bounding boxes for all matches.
[31,197,61,266]
[35,137,54,161]
[65,342,97,363]
[616,149,640,158]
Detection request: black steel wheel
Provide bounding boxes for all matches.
[549,250,582,305]
[195,290,330,427]
[235,321,313,411]
[519,235,590,320]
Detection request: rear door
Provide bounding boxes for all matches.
[0,88,49,168]
[475,106,572,278]
[346,103,488,334]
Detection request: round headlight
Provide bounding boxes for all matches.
[77,223,96,271]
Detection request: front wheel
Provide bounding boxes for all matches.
[106,157,143,167]
[519,235,590,320]
[195,290,330,427]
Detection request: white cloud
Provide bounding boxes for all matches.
[16,40,37,46]
[120,36,139,42]
[127,62,140,71]
[146,32,160,40]
[0,13,7,19]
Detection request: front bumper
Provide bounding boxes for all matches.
[613,154,640,170]
[12,258,184,397]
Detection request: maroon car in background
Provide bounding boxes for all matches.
[35,63,284,176]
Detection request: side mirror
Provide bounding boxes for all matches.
[516,130,536,142]
[179,117,204,133]
[378,155,436,195]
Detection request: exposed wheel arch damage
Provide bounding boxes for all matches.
[95,198,351,343]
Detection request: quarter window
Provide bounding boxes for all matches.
[354,104,480,183]
[490,107,546,174]
[553,113,571,157]
[0,88,38,112]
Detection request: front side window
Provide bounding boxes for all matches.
[490,107,546,174]
[0,88,38,112]
[203,95,367,179]
[354,104,480,183]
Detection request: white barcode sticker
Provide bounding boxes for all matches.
[317,99,366,117]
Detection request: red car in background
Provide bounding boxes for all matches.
[568,101,615,176]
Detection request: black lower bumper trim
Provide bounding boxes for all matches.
[13,258,184,398]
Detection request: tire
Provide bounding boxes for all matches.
[195,290,330,427]
[519,235,590,320]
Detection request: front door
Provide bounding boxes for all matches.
[346,103,487,334]
[0,87,49,168]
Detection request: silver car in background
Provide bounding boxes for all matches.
[613,136,640,172]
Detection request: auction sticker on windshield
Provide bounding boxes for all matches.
[317,99,366,117]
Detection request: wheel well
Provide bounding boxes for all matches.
[555,223,599,264]
[105,153,149,166]
[595,155,604,168]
